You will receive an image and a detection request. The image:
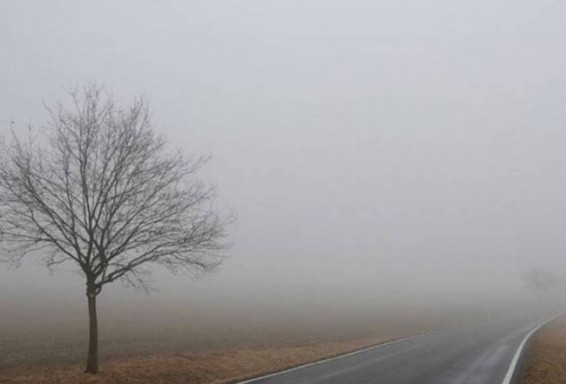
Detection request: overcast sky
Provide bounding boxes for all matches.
[2,0,566,320]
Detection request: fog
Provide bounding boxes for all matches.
[2,0,566,338]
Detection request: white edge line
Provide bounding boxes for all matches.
[235,329,442,384]
[501,315,562,384]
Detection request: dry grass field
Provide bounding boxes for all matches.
[0,308,492,384]
[522,316,566,384]
[0,332,419,384]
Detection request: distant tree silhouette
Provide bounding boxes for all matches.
[522,269,556,304]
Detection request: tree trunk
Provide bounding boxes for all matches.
[85,289,98,374]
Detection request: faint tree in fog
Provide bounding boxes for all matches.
[522,269,556,304]
[0,85,230,374]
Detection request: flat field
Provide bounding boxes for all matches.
[0,305,507,384]
[0,309,449,384]
[0,333,415,384]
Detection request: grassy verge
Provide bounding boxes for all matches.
[0,331,422,384]
[522,316,566,384]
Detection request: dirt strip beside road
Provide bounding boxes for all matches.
[521,316,566,384]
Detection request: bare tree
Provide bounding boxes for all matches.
[0,85,230,374]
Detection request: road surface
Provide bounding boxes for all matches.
[240,317,547,384]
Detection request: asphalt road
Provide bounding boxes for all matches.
[240,317,546,384]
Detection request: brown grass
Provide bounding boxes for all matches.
[0,331,418,384]
[522,316,566,384]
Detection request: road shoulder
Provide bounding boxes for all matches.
[521,315,566,384]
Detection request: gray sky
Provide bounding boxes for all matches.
[2,0,566,321]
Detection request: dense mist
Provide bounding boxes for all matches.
[2,0,566,343]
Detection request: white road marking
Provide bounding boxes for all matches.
[235,330,441,384]
[501,315,561,384]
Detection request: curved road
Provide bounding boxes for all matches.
[239,318,547,384]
